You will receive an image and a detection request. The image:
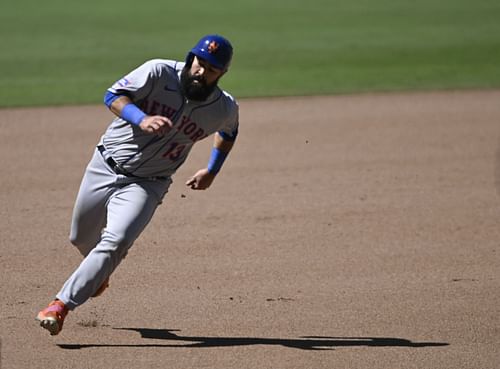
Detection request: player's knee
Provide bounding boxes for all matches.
[68,233,95,256]
[100,230,135,256]
[69,230,93,246]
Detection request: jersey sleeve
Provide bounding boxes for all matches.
[217,94,239,141]
[107,59,165,102]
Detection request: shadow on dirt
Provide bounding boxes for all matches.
[58,328,449,351]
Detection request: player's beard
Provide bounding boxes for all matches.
[180,67,218,101]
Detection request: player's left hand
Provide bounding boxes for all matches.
[185,168,216,190]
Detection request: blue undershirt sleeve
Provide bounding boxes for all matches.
[104,90,120,108]
[217,129,238,142]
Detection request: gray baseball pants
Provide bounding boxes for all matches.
[56,148,171,310]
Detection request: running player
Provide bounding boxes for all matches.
[36,34,239,335]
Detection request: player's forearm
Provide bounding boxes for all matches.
[214,131,234,153]
[105,92,172,136]
[107,94,149,127]
[207,132,235,175]
[109,95,134,117]
[104,90,133,116]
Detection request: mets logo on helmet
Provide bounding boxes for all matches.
[208,41,219,54]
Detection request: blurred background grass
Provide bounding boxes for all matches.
[1,0,499,107]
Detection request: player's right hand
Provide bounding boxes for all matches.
[139,115,173,136]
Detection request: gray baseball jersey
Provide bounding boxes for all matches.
[102,59,239,178]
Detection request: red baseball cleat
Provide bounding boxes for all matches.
[35,300,69,336]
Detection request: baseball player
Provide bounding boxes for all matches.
[35,34,239,335]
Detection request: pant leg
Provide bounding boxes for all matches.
[69,148,116,256]
[56,177,170,310]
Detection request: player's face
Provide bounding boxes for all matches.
[190,56,225,85]
[180,56,225,101]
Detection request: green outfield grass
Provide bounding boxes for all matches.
[1,0,500,107]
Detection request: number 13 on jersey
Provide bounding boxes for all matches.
[162,142,186,161]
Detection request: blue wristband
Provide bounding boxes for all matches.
[207,147,228,175]
[121,103,146,126]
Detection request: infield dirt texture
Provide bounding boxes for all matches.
[1,90,499,368]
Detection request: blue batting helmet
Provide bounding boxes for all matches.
[187,34,233,70]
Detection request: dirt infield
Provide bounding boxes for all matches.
[1,90,499,369]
